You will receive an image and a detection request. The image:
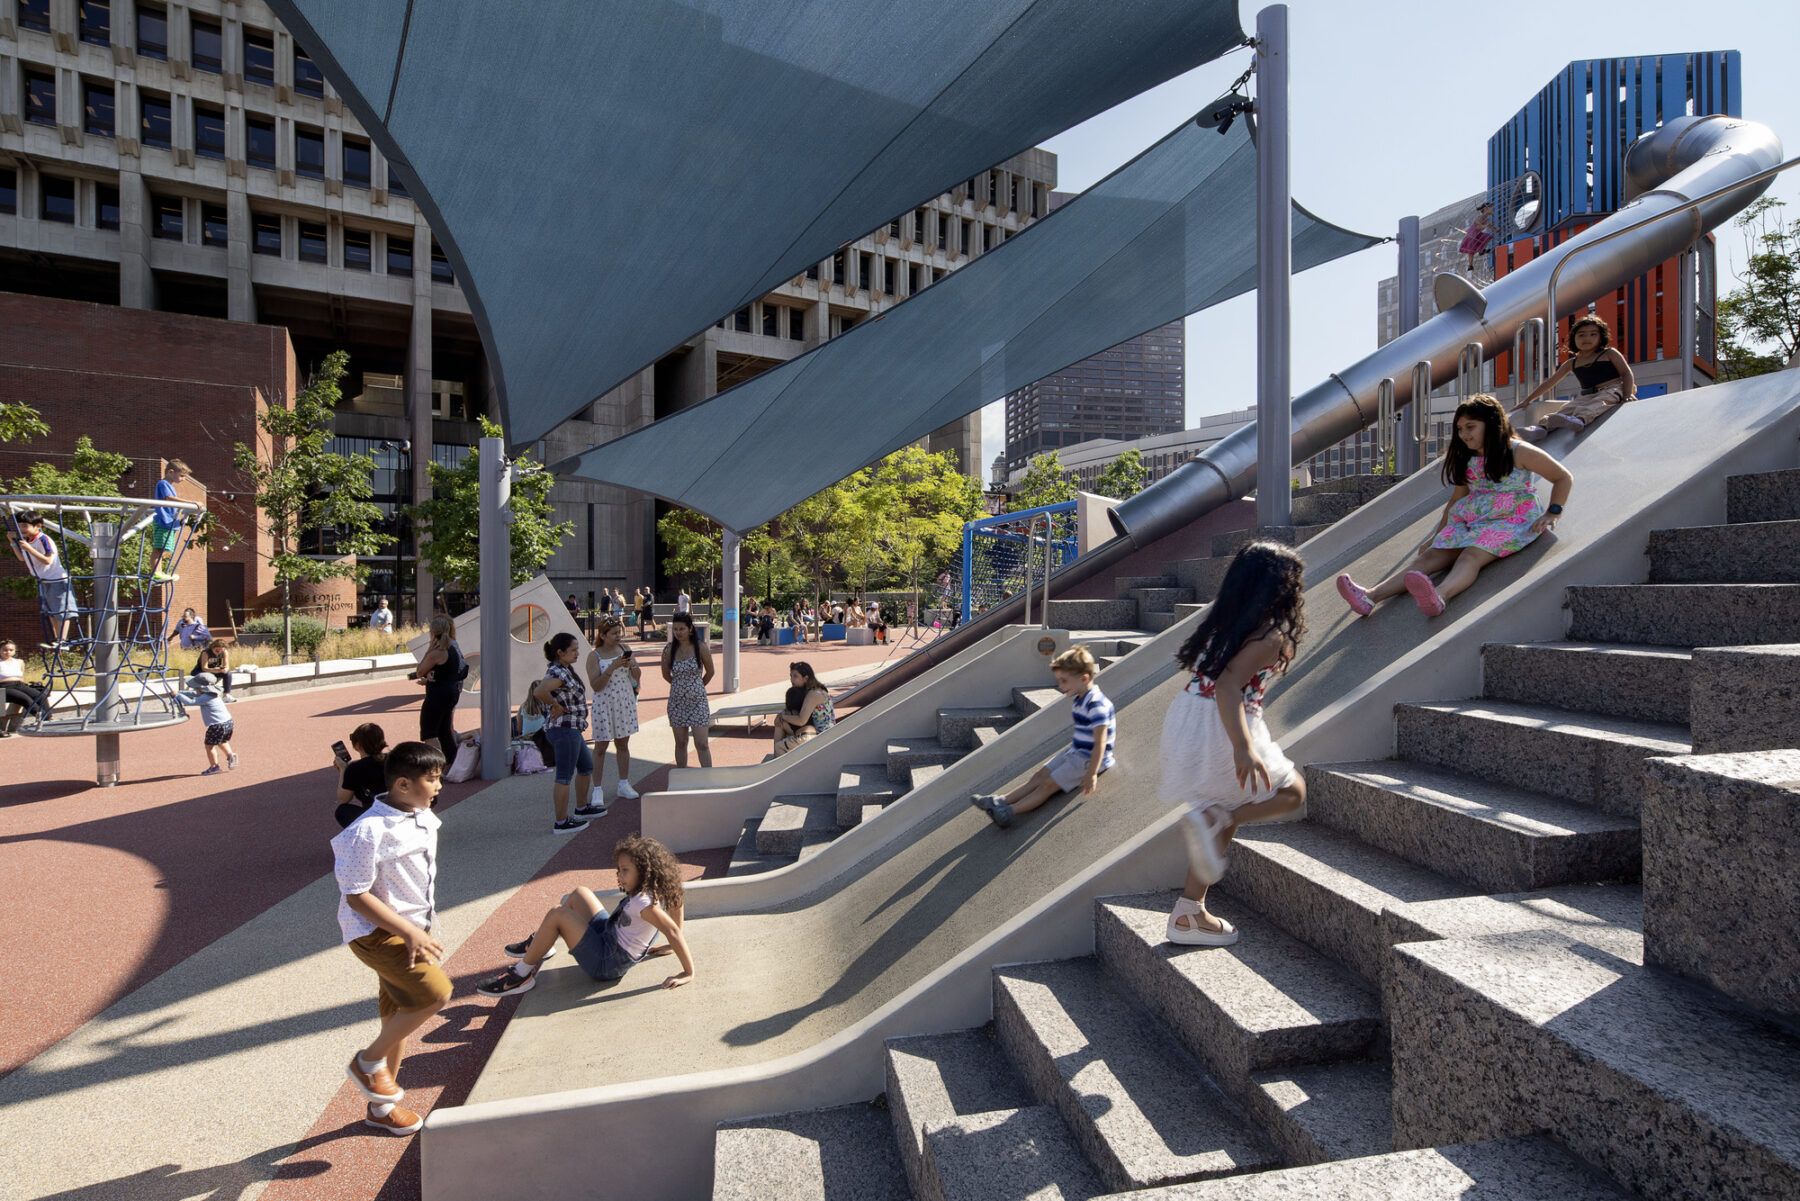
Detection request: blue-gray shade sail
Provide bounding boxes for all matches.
[266,0,1249,445]
[555,119,1382,531]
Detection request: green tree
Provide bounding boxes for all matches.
[658,506,723,605]
[234,351,391,661]
[1,437,138,604]
[741,523,806,604]
[1716,196,1799,381]
[1091,448,1147,500]
[0,401,48,444]
[872,446,982,604]
[408,415,574,595]
[1008,451,1076,512]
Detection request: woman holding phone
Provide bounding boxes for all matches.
[331,723,389,827]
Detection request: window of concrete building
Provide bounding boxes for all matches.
[889,218,900,237]
[344,227,371,271]
[430,242,453,284]
[987,172,998,206]
[387,164,410,198]
[789,307,804,340]
[192,18,222,74]
[915,208,928,241]
[388,235,412,277]
[140,92,171,148]
[151,194,182,239]
[79,0,110,45]
[733,306,750,332]
[298,220,326,263]
[243,28,276,86]
[1,168,18,214]
[136,4,167,60]
[295,127,325,179]
[883,258,896,295]
[246,117,275,169]
[858,251,872,289]
[293,43,325,97]
[84,79,114,136]
[40,175,74,224]
[252,211,280,255]
[194,104,225,159]
[982,224,993,252]
[18,0,49,33]
[908,263,920,294]
[24,70,55,126]
[934,267,944,283]
[762,305,778,336]
[1009,177,1018,212]
[832,249,845,284]
[96,182,118,229]
[343,137,371,188]
[806,261,818,281]
[201,202,227,248]
[1030,184,1041,218]
[937,218,946,251]
[960,219,971,254]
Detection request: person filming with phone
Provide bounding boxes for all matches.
[332,723,390,828]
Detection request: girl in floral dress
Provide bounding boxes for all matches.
[586,617,643,803]
[1337,395,1572,618]
[661,612,715,768]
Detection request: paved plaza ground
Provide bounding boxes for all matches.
[0,632,911,1201]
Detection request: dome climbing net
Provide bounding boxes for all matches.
[3,494,205,782]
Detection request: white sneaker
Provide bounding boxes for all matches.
[615,779,640,801]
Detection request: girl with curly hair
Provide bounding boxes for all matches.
[478,833,693,996]
[1160,541,1309,948]
[1514,315,1637,441]
[1336,395,1572,618]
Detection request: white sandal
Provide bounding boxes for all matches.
[1166,897,1239,946]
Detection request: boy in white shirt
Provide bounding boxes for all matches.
[333,742,451,1135]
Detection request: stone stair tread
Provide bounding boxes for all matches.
[938,705,1022,749]
[1386,883,1644,964]
[728,818,783,877]
[1248,1060,1394,1165]
[887,737,964,784]
[1488,640,1694,663]
[755,793,838,855]
[995,957,1280,1191]
[1227,821,1471,916]
[1093,1135,1637,1200]
[925,1106,1106,1201]
[1567,582,1800,646]
[1399,698,1690,750]
[1315,759,1642,838]
[1013,686,1067,716]
[713,1101,909,1201]
[1727,467,1800,523]
[1482,640,1694,725]
[1096,892,1381,1081]
[908,762,949,790]
[1648,518,1800,583]
[838,763,898,797]
[970,723,1011,750]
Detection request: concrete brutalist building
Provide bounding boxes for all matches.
[0,0,1056,619]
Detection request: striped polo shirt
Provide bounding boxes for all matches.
[1070,685,1116,769]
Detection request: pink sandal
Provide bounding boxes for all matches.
[1336,573,1373,616]
[1403,571,1445,617]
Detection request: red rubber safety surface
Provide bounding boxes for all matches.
[2,632,906,1200]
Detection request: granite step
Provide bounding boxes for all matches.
[885,1029,1038,1199]
[1046,598,1141,628]
[1128,586,1196,611]
[713,1101,910,1201]
[1306,760,1642,893]
[1567,582,1800,647]
[937,705,1020,750]
[756,793,838,856]
[993,957,1280,1192]
[1216,821,1472,984]
[1211,524,1331,559]
[1393,699,1691,818]
[1481,641,1691,725]
[1094,892,1383,1098]
[1114,574,1179,599]
[968,723,1012,752]
[1293,474,1404,502]
[1388,929,1800,1201]
[1245,1061,1394,1166]
[908,762,949,793]
[925,1107,1106,1201]
[1174,602,1206,619]
[1013,685,1067,716]
[1726,466,1800,524]
[1092,1135,1638,1200]
[1166,556,1231,601]
[728,818,779,877]
[1647,518,1800,583]
[886,737,964,785]
[1141,610,1182,634]
[837,763,897,828]
[1288,490,1360,526]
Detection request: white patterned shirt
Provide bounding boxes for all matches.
[331,796,441,944]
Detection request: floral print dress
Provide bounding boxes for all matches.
[1431,451,1544,558]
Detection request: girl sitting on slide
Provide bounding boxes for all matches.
[1337,395,1572,618]
[1515,315,1636,441]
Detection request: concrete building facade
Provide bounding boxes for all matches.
[1002,407,1251,495]
[1002,317,1186,476]
[2,0,1056,618]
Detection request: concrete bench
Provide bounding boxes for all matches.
[709,701,786,730]
[844,627,875,646]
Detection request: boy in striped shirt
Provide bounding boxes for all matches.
[971,645,1114,829]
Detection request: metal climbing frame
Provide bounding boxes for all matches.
[3,493,205,785]
[959,500,1078,625]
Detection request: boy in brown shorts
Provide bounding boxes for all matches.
[331,741,450,1134]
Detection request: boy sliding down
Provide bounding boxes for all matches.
[970,645,1115,828]
[333,742,451,1136]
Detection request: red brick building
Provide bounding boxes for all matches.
[1,292,294,641]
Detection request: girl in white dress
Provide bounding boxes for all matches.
[586,617,642,803]
[1159,541,1308,948]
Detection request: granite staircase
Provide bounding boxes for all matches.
[727,636,1151,875]
[710,462,1800,1199]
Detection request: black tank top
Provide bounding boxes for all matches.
[426,640,466,697]
[1571,357,1621,391]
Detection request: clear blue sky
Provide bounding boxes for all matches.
[981,0,1800,469]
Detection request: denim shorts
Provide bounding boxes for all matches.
[571,909,645,981]
[544,726,593,784]
[38,578,78,620]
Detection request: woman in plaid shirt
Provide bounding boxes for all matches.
[534,632,603,835]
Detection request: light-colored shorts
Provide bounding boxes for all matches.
[348,929,453,1019]
[1046,745,1106,792]
[38,577,78,620]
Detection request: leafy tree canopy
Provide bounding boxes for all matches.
[408,415,573,591]
[1717,197,1799,381]
[1008,451,1076,512]
[0,401,49,445]
[1091,448,1147,500]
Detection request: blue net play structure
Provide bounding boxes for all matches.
[3,494,204,785]
[958,501,1078,624]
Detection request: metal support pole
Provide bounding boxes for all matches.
[93,520,120,786]
[1254,4,1292,529]
[721,528,740,694]
[1410,361,1434,463]
[1040,516,1052,630]
[1396,215,1422,475]
[1679,242,1697,392]
[1375,378,1396,471]
[1457,342,1484,403]
[478,437,511,781]
[1022,516,1035,629]
[1512,319,1546,407]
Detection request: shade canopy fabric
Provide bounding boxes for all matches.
[268,0,1250,445]
[554,119,1382,530]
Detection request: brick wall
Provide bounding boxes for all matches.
[0,292,298,643]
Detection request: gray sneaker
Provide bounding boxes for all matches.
[989,801,1016,830]
[969,794,1003,815]
[1517,424,1549,442]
